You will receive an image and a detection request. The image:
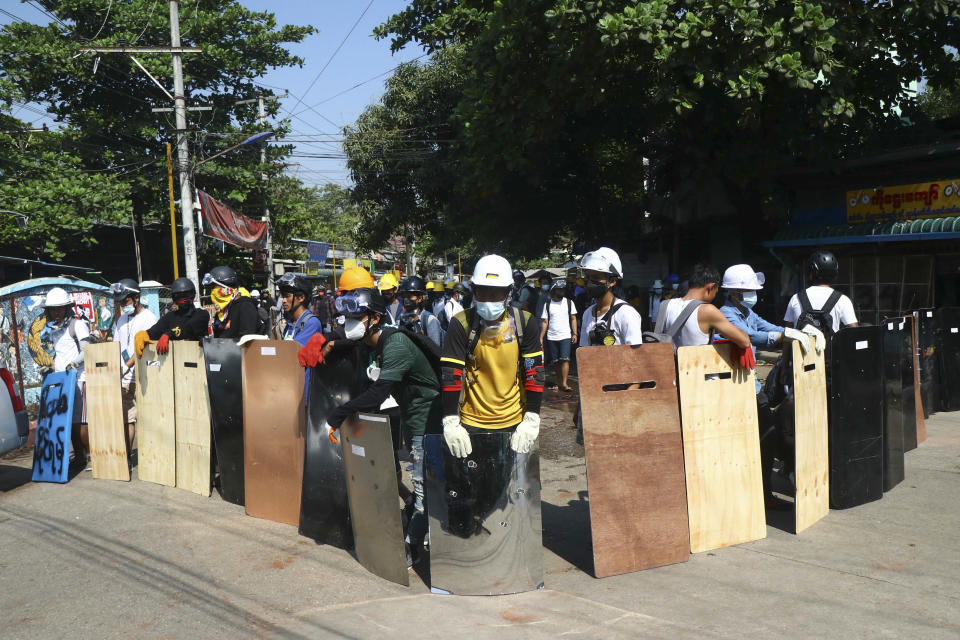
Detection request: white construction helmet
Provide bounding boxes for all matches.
[471,254,513,287]
[721,264,765,290]
[250,289,260,298]
[44,287,72,307]
[580,247,623,278]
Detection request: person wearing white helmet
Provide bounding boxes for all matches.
[111,278,157,456]
[578,247,644,347]
[440,254,545,459]
[42,287,92,470]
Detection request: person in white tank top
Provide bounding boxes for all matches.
[660,264,752,353]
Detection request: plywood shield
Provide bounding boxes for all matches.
[242,341,305,525]
[934,307,960,412]
[910,315,926,444]
[136,345,176,486]
[173,341,211,496]
[202,338,244,505]
[299,352,360,548]
[791,340,829,533]
[881,318,906,492]
[677,344,765,553]
[577,343,689,577]
[84,342,130,481]
[425,432,543,595]
[341,413,408,586]
[828,327,883,509]
[31,370,76,483]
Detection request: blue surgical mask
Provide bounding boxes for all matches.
[541,284,549,291]
[122,304,135,315]
[475,300,505,322]
[741,291,758,308]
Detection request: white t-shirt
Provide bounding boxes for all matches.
[443,297,463,323]
[115,308,158,382]
[50,318,91,382]
[579,299,644,346]
[784,286,858,333]
[661,298,711,348]
[540,297,577,341]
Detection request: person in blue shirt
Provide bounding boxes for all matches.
[277,273,321,346]
[719,263,789,510]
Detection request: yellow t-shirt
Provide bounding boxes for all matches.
[459,316,524,429]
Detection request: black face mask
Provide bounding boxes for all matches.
[174,299,194,313]
[586,280,610,299]
[551,292,564,301]
[383,292,396,303]
[401,297,418,311]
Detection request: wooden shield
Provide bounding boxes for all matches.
[84,342,130,481]
[242,341,305,526]
[791,340,829,533]
[677,344,765,553]
[136,345,176,486]
[173,341,211,497]
[578,343,689,577]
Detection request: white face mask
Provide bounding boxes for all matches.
[122,304,136,315]
[741,291,758,308]
[671,283,679,290]
[344,317,367,340]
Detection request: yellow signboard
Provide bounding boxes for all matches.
[846,179,960,224]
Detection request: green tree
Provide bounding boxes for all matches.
[917,83,960,120]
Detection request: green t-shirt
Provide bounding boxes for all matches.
[379,332,441,436]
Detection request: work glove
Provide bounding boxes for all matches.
[156,333,170,355]
[324,420,339,445]
[783,327,810,355]
[510,412,540,454]
[134,330,154,358]
[713,339,756,369]
[801,325,825,355]
[442,415,472,458]
[298,333,327,368]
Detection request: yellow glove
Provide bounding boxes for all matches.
[135,330,154,358]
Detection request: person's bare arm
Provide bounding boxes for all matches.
[845,322,859,328]
[539,319,548,344]
[700,304,751,349]
[570,314,578,341]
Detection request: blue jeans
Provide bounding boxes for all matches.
[546,338,572,363]
[407,435,427,546]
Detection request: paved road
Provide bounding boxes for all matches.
[1,409,958,639]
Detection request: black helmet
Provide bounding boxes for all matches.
[808,250,839,283]
[452,282,468,294]
[398,275,426,295]
[202,265,238,289]
[276,272,312,298]
[110,278,140,299]
[334,287,386,319]
[170,277,196,299]
[513,270,525,285]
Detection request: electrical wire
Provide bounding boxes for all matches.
[86,0,114,41]
[130,0,160,44]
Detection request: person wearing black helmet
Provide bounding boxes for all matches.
[319,287,441,567]
[276,272,321,346]
[441,282,466,329]
[510,269,537,313]
[203,265,259,339]
[398,276,443,347]
[783,249,858,335]
[136,277,211,357]
[111,278,157,453]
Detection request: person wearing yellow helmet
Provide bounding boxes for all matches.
[337,266,375,294]
[378,272,401,325]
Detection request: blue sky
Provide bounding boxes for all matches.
[2,1,424,187]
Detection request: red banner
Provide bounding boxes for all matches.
[197,189,268,249]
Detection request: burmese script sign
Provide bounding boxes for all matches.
[846,179,960,224]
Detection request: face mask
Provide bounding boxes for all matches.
[211,287,233,311]
[383,293,396,303]
[344,317,367,340]
[586,280,609,299]
[122,304,135,315]
[475,300,505,322]
[671,283,679,290]
[46,320,61,331]
[741,291,758,308]
[401,297,418,311]
[541,284,550,291]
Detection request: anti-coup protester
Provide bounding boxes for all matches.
[578,247,644,347]
[205,266,259,340]
[539,281,578,392]
[111,278,157,455]
[136,278,211,357]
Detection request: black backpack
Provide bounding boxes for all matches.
[796,289,842,337]
[379,326,443,380]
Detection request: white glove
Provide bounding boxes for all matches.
[783,327,810,355]
[801,325,825,355]
[510,412,540,454]
[442,415,472,458]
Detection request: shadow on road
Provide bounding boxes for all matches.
[541,490,594,576]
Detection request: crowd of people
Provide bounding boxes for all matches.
[36,246,853,563]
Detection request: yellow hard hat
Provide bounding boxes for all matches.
[425,281,436,291]
[378,272,399,291]
[338,266,375,292]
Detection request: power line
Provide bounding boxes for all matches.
[86,0,114,41]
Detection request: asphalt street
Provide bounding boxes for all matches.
[1,407,958,639]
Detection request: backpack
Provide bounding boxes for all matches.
[795,289,842,337]
[585,302,628,346]
[643,298,708,350]
[379,326,443,381]
[454,305,527,365]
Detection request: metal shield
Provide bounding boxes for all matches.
[881,318,905,492]
[203,338,244,505]
[901,316,918,452]
[914,308,936,418]
[299,352,359,548]
[340,413,408,586]
[577,343,689,576]
[828,327,884,509]
[934,307,960,412]
[424,432,543,595]
[241,341,305,526]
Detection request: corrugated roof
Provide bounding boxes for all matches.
[764,217,960,247]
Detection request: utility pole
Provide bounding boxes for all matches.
[258,94,283,296]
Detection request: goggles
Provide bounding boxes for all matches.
[109,282,139,297]
[754,272,766,286]
[201,272,231,289]
[334,295,371,315]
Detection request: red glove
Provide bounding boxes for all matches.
[712,338,756,369]
[298,333,327,368]
[156,333,171,355]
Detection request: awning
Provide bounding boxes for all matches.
[764,216,960,248]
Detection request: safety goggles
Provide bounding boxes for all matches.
[754,272,766,286]
[334,295,371,315]
[276,272,298,288]
[201,272,231,289]
[109,282,139,297]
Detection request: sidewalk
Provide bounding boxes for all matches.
[1,411,958,639]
